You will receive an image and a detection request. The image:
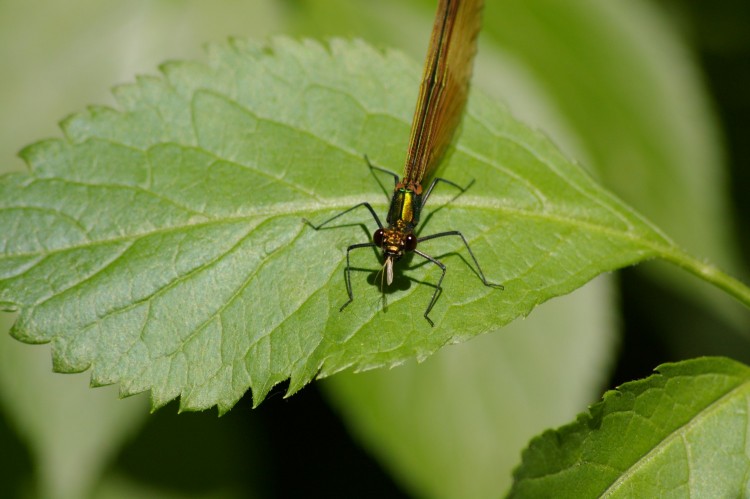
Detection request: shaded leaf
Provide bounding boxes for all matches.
[0,315,148,499]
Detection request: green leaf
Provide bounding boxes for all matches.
[509,357,750,498]
[0,38,747,411]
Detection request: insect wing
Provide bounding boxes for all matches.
[402,0,483,185]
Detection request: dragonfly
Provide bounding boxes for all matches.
[305,0,502,326]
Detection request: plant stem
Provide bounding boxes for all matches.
[662,249,750,310]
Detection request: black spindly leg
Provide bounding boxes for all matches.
[340,242,377,311]
[413,250,448,327]
[417,231,503,289]
[303,202,383,231]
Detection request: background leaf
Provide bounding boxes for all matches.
[0,313,148,499]
[481,0,735,267]
[474,0,750,341]
[510,357,750,497]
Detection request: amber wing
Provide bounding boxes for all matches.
[402,0,483,185]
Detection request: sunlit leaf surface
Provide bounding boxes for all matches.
[0,38,685,411]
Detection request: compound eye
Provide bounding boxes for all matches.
[404,234,417,252]
[373,228,385,247]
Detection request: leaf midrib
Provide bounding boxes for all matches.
[0,197,672,263]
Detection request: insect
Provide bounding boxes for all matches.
[305,0,502,326]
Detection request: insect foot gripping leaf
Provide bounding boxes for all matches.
[509,357,750,498]
[0,38,748,412]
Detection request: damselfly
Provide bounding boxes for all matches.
[305,0,502,326]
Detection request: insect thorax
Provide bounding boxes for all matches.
[386,186,423,227]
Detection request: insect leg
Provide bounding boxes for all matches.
[417,231,503,289]
[364,154,400,184]
[341,242,378,311]
[413,249,447,327]
[364,154,400,200]
[303,202,383,231]
[421,177,476,208]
